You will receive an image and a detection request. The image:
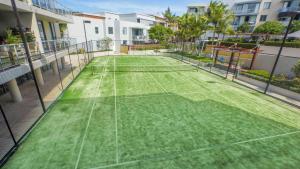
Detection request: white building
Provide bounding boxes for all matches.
[69,12,157,48]
[68,13,105,45]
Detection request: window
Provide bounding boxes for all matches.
[189,7,198,13]
[260,15,267,22]
[123,40,127,45]
[263,2,271,9]
[108,27,113,34]
[283,1,291,8]
[235,4,243,12]
[247,3,256,13]
[137,18,141,23]
[123,27,127,35]
[95,27,99,34]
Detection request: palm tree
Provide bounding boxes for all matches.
[176,13,209,53]
[163,7,177,27]
[207,1,233,41]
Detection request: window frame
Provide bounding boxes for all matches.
[108,27,114,34]
[263,2,271,9]
[95,27,99,34]
[260,15,268,22]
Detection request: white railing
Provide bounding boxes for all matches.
[31,0,72,17]
[0,38,76,71]
[41,38,77,52]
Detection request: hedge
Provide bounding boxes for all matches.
[206,40,300,48]
[263,41,300,48]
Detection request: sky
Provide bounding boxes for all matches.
[61,0,235,16]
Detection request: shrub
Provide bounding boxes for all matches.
[292,61,300,77]
[220,42,257,49]
[242,70,270,80]
[263,41,300,48]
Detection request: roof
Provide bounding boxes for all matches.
[73,13,105,19]
[187,3,207,7]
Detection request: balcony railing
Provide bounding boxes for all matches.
[31,0,72,17]
[234,9,258,15]
[0,38,76,72]
[41,38,77,52]
[279,6,300,13]
[133,35,146,41]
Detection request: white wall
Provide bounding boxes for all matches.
[68,15,105,44]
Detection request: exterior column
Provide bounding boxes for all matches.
[7,79,22,102]
[34,67,44,85]
[61,57,65,69]
[51,61,59,75]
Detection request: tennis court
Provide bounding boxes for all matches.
[3,55,300,169]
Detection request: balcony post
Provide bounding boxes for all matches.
[7,79,22,102]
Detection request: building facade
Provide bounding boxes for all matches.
[69,12,157,46]
[232,0,300,31]
[187,3,208,15]
[0,0,73,102]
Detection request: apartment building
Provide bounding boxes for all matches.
[69,12,156,47]
[232,0,300,31]
[0,0,73,102]
[187,3,208,15]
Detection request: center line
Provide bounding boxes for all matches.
[74,58,108,169]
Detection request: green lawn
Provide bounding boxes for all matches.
[3,55,300,169]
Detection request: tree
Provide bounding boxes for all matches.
[207,1,233,41]
[254,21,285,40]
[148,24,173,43]
[163,7,176,24]
[290,20,300,33]
[237,22,251,33]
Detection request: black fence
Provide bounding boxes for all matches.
[0,41,94,166]
[1,39,299,167]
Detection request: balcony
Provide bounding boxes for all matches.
[0,38,76,72]
[133,35,146,41]
[234,9,258,15]
[279,7,300,17]
[31,0,72,17]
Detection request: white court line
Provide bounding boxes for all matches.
[74,58,109,169]
[114,56,119,164]
[147,71,168,93]
[88,130,300,169]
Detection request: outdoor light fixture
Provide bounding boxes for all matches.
[264,10,300,93]
[83,20,91,61]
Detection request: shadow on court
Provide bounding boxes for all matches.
[3,92,300,169]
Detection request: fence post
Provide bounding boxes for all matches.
[53,45,64,90]
[67,46,75,79]
[76,44,81,71]
[226,50,235,79]
[264,15,295,94]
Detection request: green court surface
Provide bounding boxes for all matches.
[3,55,300,169]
